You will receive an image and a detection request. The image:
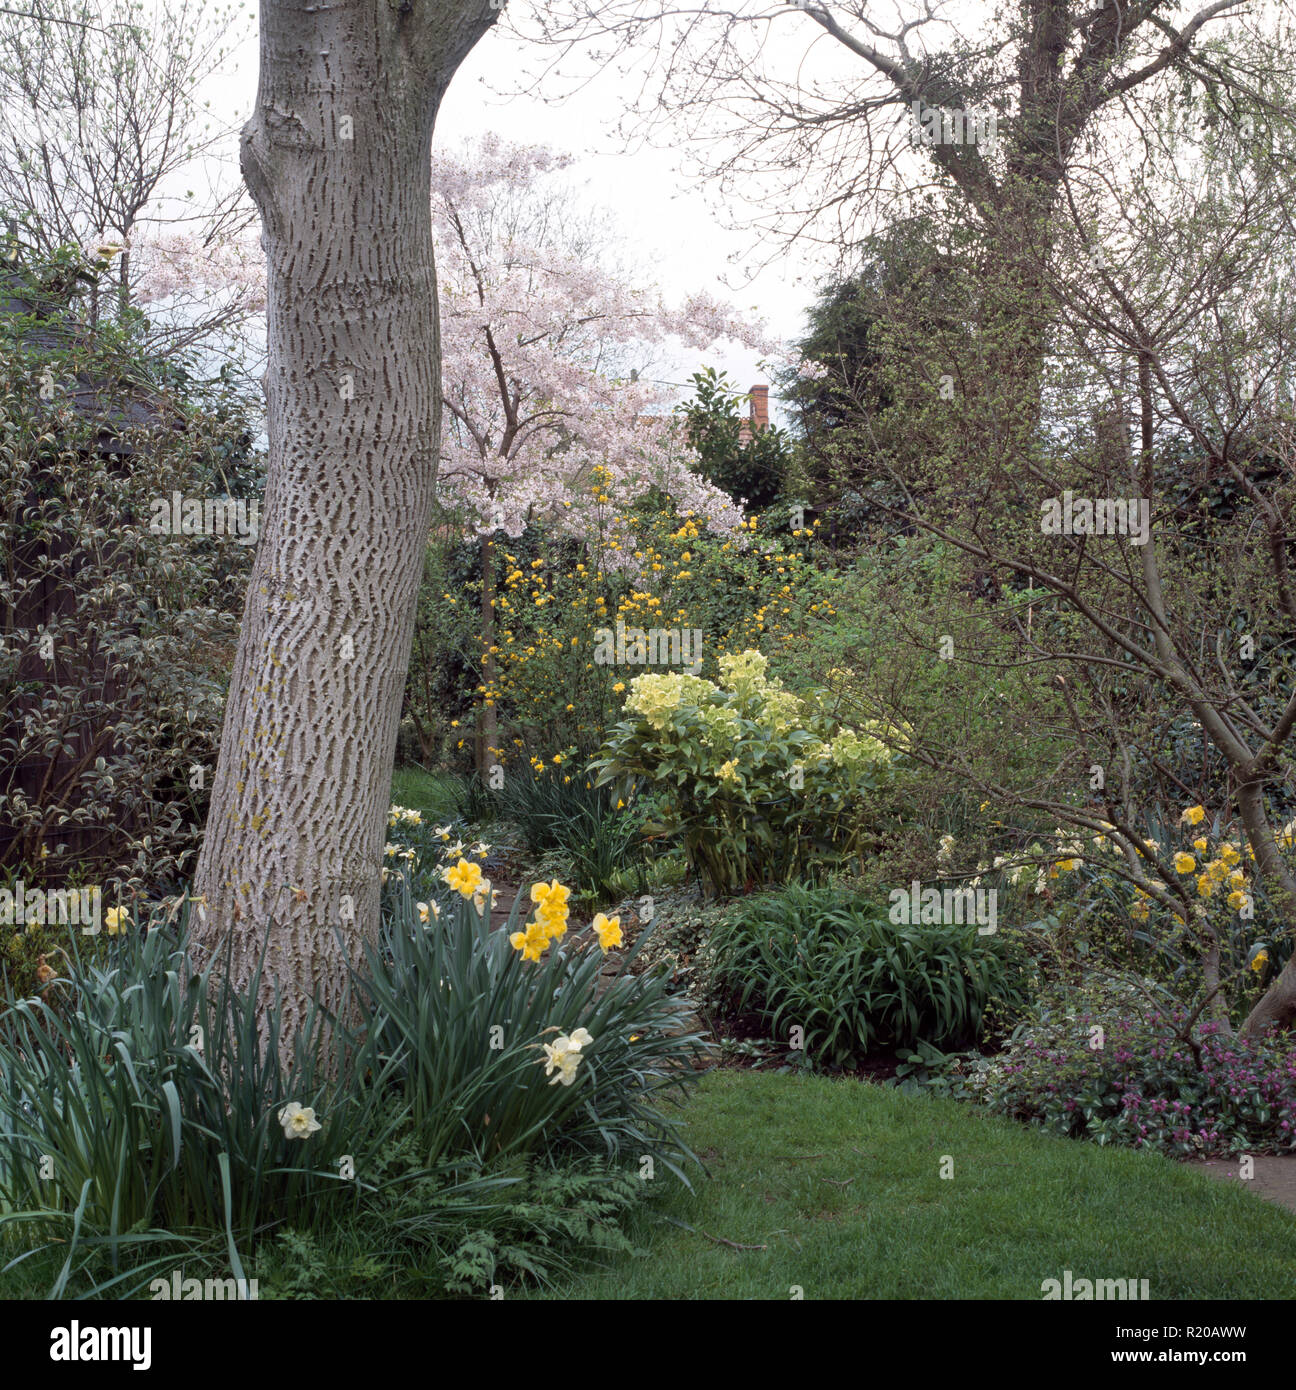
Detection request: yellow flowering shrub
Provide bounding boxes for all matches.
[405,491,834,772]
[592,649,901,894]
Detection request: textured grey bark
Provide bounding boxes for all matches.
[193,0,497,1040]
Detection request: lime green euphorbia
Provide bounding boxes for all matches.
[590,650,902,894]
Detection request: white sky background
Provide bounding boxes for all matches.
[197,0,862,422]
[180,0,1290,421]
[434,17,822,405]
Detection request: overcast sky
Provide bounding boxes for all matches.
[436,20,824,394]
[204,2,839,418]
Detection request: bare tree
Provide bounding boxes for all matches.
[524,0,1280,251]
[815,57,1296,1035]
[519,0,1286,454]
[0,0,253,339]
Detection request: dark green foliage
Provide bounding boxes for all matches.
[249,1157,641,1298]
[0,241,260,897]
[393,1158,641,1294]
[779,215,980,542]
[708,883,1028,1066]
[453,771,501,827]
[676,366,792,512]
[497,764,647,900]
[403,529,483,767]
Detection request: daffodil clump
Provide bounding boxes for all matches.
[502,881,626,964]
[989,813,1255,925]
[379,804,492,906]
[379,803,430,885]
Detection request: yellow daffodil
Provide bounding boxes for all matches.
[538,906,568,940]
[442,859,484,898]
[510,920,549,962]
[593,912,623,952]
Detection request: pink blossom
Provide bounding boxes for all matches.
[431,135,769,552]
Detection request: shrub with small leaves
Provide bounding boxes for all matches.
[970,974,1296,1156]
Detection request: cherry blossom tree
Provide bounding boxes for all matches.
[430,134,768,768]
[128,226,268,362]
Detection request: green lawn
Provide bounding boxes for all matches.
[7,1062,1293,1301]
[523,1069,1296,1300]
[390,764,459,822]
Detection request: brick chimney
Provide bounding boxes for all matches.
[749,384,769,432]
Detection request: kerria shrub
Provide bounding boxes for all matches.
[706,882,1027,1067]
[969,975,1296,1157]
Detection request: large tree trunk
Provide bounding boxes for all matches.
[192,0,496,1043]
